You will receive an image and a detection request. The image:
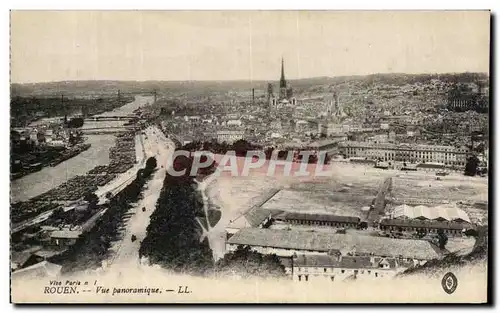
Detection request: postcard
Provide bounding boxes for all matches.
[10,10,489,304]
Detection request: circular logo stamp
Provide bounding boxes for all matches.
[441,272,458,294]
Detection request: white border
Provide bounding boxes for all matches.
[2,1,499,10]
[1,1,498,312]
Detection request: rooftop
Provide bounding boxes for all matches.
[277,212,360,224]
[216,129,245,135]
[392,203,471,223]
[33,249,65,259]
[339,141,468,152]
[11,261,62,280]
[380,219,470,230]
[291,255,398,270]
[244,207,273,227]
[227,228,439,260]
[50,230,82,239]
[260,190,363,217]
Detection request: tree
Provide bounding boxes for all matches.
[171,154,193,180]
[415,228,427,239]
[437,229,448,249]
[69,133,80,145]
[464,229,479,238]
[277,150,288,160]
[67,117,84,128]
[232,139,260,157]
[264,147,274,160]
[464,155,480,176]
[183,141,201,152]
[83,192,99,208]
[146,156,157,171]
[51,207,66,220]
[139,175,213,274]
[215,245,286,278]
[307,153,318,164]
[357,221,368,230]
[136,169,145,180]
[197,155,217,177]
[320,153,332,165]
[473,142,485,153]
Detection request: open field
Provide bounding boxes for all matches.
[206,160,488,237]
[206,176,280,219]
[261,189,367,217]
[392,175,488,203]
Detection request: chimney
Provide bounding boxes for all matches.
[252,88,255,106]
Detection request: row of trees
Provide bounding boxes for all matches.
[183,139,332,165]
[464,155,488,177]
[64,116,85,128]
[50,157,158,272]
[214,245,286,278]
[138,153,214,274]
[183,139,262,156]
[139,150,286,278]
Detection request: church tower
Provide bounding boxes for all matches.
[279,57,287,100]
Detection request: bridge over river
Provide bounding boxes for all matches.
[81,125,140,135]
[84,115,137,121]
[11,95,153,203]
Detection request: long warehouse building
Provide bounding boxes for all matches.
[226,228,440,262]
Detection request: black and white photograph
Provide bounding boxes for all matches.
[8,10,490,303]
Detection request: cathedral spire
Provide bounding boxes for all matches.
[280,57,286,89]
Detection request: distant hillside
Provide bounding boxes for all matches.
[10,72,489,97]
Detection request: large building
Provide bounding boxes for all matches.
[266,83,274,107]
[279,57,288,100]
[380,203,472,236]
[317,92,351,137]
[216,130,245,144]
[226,228,440,261]
[225,189,282,235]
[325,91,346,119]
[225,206,274,235]
[306,138,348,152]
[390,204,471,223]
[274,212,361,228]
[447,87,488,113]
[379,219,470,236]
[339,141,469,167]
[318,122,343,136]
[269,58,296,108]
[281,254,409,282]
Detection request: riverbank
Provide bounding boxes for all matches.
[10,159,158,275]
[11,131,144,224]
[11,97,154,232]
[11,142,92,181]
[10,127,165,277]
[11,95,155,201]
[11,95,152,203]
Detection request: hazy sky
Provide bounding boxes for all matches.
[11,11,490,83]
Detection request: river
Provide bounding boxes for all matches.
[10,95,153,203]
